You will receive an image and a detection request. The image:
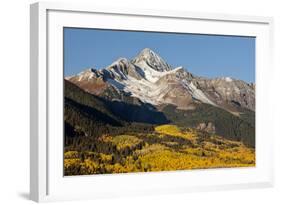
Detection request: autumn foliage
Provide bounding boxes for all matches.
[64,124,255,175]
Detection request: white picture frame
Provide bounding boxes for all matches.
[30,2,274,202]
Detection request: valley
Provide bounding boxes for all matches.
[64,48,255,175]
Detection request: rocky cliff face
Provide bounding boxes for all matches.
[196,122,216,134]
[192,77,255,111]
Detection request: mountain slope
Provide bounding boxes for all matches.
[161,104,255,147]
[65,79,170,125]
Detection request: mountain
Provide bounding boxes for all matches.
[67,48,255,113]
[65,48,255,147]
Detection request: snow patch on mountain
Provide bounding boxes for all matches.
[185,82,216,106]
[224,77,233,82]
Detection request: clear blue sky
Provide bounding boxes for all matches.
[64,28,255,83]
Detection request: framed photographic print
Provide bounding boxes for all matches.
[30,2,274,202]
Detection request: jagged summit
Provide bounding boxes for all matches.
[103,57,145,81]
[132,48,172,72]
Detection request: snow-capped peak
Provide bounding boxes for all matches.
[132,48,172,72]
[136,48,158,58]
